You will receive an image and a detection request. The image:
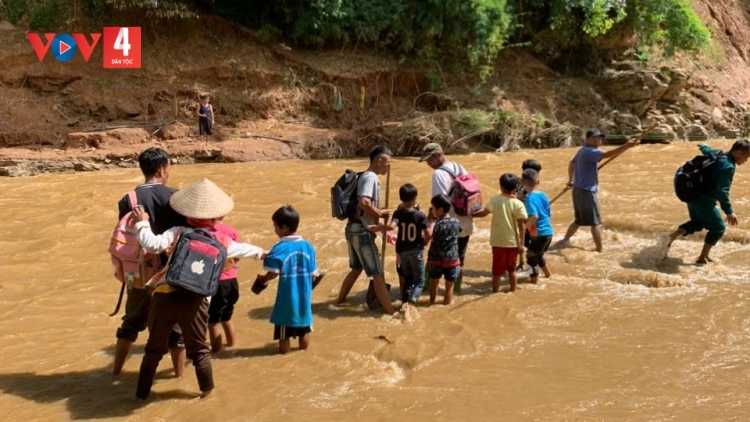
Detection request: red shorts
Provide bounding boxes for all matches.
[492,247,519,276]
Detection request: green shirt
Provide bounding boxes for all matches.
[699,144,736,215]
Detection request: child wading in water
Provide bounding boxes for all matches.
[521,169,553,283]
[208,218,241,352]
[132,178,267,399]
[370,183,431,316]
[427,194,463,305]
[252,205,325,354]
[474,173,527,292]
[197,94,214,145]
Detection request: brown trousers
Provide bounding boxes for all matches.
[136,291,213,399]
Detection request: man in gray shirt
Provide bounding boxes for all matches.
[336,146,394,314]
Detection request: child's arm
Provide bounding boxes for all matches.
[227,241,266,260]
[516,218,526,252]
[133,217,178,254]
[473,208,491,218]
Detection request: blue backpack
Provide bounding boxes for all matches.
[164,228,228,297]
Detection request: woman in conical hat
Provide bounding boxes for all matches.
[131,178,267,400]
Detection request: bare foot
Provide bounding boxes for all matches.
[529,276,538,284]
[542,266,551,278]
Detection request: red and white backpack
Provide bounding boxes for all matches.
[108,191,160,288]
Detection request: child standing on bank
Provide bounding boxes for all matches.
[197,94,214,145]
[474,173,527,293]
[208,218,241,352]
[521,169,553,284]
[370,184,431,312]
[252,205,324,354]
[427,194,463,305]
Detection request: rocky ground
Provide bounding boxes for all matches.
[1,0,750,176]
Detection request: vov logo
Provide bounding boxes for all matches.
[26,27,141,68]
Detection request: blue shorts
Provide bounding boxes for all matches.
[426,263,460,282]
[345,221,384,277]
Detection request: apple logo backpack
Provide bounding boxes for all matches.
[164,227,228,297]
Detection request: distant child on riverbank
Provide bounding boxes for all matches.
[521,169,553,284]
[197,94,214,145]
[427,194,463,305]
[473,173,527,293]
[208,218,241,353]
[251,205,324,354]
[370,184,431,313]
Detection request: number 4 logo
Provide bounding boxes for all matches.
[103,27,141,68]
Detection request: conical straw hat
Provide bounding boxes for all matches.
[169,178,234,219]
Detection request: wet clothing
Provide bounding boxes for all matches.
[678,145,736,245]
[526,235,552,277]
[399,249,425,303]
[572,187,601,227]
[136,292,212,399]
[492,247,519,276]
[207,278,239,324]
[274,325,311,340]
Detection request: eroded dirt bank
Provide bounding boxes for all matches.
[2,0,750,176]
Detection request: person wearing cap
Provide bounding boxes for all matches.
[418,143,475,286]
[667,140,750,264]
[336,145,395,315]
[131,178,267,400]
[555,128,639,252]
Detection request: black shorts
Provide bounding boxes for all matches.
[199,117,212,135]
[208,278,239,324]
[274,325,311,340]
[572,188,601,227]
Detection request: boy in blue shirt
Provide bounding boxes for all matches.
[252,205,324,354]
[521,169,553,284]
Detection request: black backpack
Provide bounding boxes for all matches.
[164,228,227,297]
[674,152,723,203]
[331,169,362,220]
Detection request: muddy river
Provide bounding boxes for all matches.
[1,139,749,421]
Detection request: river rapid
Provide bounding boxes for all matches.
[1,139,750,421]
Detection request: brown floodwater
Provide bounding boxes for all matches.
[1,139,749,421]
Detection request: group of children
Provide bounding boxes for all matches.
[121,147,552,400]
[372,159,553,308]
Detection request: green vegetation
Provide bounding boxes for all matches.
[4,0,712,73]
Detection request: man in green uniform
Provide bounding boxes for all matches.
[668,140,750,263]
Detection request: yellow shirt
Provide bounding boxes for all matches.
[486,194,527,247]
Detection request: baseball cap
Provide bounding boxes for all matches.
[418,143,444,162]
[586,128,606,139]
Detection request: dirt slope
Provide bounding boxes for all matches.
[1,1,749,176]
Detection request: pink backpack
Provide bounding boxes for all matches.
[108,191,160,288]
[439,164,483,216]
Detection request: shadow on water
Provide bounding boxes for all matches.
[210,344,279,359]
[0,367,199,420]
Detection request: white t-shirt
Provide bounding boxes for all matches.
[431,162,474,237]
